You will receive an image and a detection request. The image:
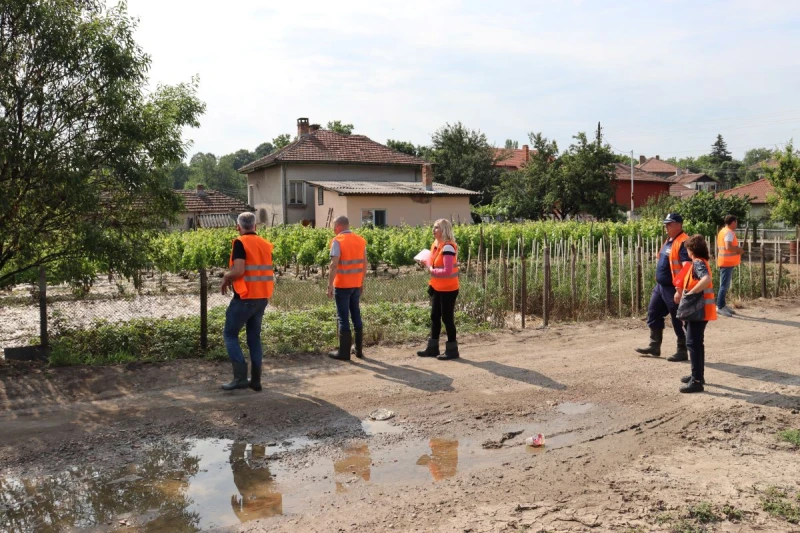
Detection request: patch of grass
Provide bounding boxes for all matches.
[655,512,675,525]
[687,502,721,523]
[778,429,800,447]
[721,504,743,521]
[761,486,800,524]
[671,519,707,533]
[47,302,489,366]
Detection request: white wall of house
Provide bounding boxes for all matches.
[247,166,284,225]
[313,188,472,228]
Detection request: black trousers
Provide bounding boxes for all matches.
[429,287,459,342]
[685,320,707,381]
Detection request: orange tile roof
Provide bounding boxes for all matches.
[669,183,699,199]
[174,188,253,214]
[614,163,670,183]
[718,178,774,204]
[636,157,679,174]
[493,147,532,169]
[238,130,427,173]
[667,172,716,184]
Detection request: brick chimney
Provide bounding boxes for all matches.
[522,144,530,162]
[297,117,310,137]
[196,183,206,197]
[639,155,646,164]
[422,164,433,192]
[655,155,660,160]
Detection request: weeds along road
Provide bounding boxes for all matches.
[1,298,799,532]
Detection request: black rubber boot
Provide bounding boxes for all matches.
[249,365,262,392]
[352,328,364,359]
[328,330,352,361]
[438,341,460,360]
[681,375,705,384]
[417,338,440,357]
[680,377,704,393]
[635,328,663,357]
[221,362,249,391]
[667,338,689,362]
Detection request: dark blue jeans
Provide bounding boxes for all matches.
[685,320,707,381]
[717,266,734,309]
[224,298,269,367]
[334,287,362,333]
[646,283,685,342]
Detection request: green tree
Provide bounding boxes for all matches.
[765,142,800,229]
[493,133,555,219]
[678,191,751,236]
[710,134,732,165]
[326,120,354,135]
[429,122,501,204]
[386,139,421,157]
[504,139,519,149]
[254,142,275,158]
[742,147,775,168]
[168,162,191,189]
[231,148,257,170]
[553,133,619,220]
[0,0,205,287]
[272,134,291,149]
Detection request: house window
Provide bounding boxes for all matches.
[248,185,254,206]
[361,209,387,227]
[288,180,306,205]
[318,187,324,206]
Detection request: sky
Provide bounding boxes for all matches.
[123,0,800,162]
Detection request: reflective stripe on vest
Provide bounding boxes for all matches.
[659,232,689,280]
[716,227,741,268]
[332,232,367,288]
[429,240,459,292]
[683,258,717,321]
[230,234,275,299]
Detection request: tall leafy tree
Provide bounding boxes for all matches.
[0,0,205,287]
[254,142,275,158]
[504,139,519,149]
[742,147,775,168]
[386,139,421,157]
[765,142,800,230]
[429,122,501,204]
[272,134,291,149]
[326,120,354,135]
[553,133,619,220]
[493,133,556,219]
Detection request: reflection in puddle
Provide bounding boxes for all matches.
[229,443,282,521]
[416,439,459,481]
[361,419,404,436]
[334,444,372,493]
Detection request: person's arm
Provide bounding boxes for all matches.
[222,259,245,295]
[678,242,691,267]
[724,232,744,255]
[686,274,711,294]
[429,254,455,276]
[327,255,339,298]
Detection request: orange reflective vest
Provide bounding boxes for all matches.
[658,232,689,280]
[683,258,717,321]
[230,234,274,299]
[428,240,459,292]
[716,227,740,268]
[332,232,367,289]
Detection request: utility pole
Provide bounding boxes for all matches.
[630,150,635,219]
[596,122,602,148]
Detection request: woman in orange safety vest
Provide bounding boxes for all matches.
[674,234,717,393]
[417,218,460,360]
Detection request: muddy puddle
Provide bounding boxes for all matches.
[0,414,597,531]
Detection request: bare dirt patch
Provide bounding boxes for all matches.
[2,298,800,532]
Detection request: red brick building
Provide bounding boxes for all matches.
[613,163,672,210]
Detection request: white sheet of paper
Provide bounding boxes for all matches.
[414,249,432,265]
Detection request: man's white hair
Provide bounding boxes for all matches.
[237,212,256,231]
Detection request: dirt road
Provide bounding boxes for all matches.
[2,299,800,532]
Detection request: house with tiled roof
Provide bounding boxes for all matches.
[635,155,680,179]
[612,163,672,210]
[173,185,253,229]
[667,172,718,195]
[493,145,531,171]
[238,118,432,226]
[717,178,775,219]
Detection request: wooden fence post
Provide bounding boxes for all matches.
[776,254,783,297]
[521,241,526,329]
[39,266,48,348]
[604,233,612,314]
[635,244,643,315]
[543,245,551,327]
[760,244,767,298]
[200,268,208,351]
[570,244,577,318]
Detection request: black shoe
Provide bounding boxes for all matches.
[329,330,352,361]
[352,328,364,359]
[667,339,688,362]
[680,378,704,393]
[438,341,460,360]
[249,365,262,392]
[417,338,440,357]
[680,375,705,384]
[222,362,250,391]
[635,328,662,357]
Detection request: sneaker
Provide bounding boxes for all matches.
[724,306,737,315]
[717,307,733,317]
